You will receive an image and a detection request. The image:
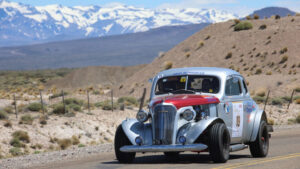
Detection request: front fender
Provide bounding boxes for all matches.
[182,117,225,144]
[250,110,267,142]
[121,119,152,145]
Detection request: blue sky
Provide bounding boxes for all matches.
[9,0,300,16]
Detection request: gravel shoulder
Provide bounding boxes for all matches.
[1,124,300,169]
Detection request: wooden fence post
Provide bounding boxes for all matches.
[62,90,66,114]
[263,90,270,112]
[87,90,90,113]
[111,90,114,112]
[13,94,18,119]
[39,90,45,115]
[287,90,295,111]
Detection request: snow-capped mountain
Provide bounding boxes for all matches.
[0,0,238,46]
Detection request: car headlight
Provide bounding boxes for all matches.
[136,110,148,123]
[182,109,195,121]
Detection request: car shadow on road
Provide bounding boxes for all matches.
[102,153,251,165]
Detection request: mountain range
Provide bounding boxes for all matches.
[0,0,237,47]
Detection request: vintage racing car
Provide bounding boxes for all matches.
[114,67,273,163]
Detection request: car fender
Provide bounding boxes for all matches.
[250,109,267,142]
[121,118,152,145]
[183,117,225,144]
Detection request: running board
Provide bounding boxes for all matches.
[230,144,248,152]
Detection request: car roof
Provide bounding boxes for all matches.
[156,67,241,78]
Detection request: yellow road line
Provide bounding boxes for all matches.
[212,153,300,169]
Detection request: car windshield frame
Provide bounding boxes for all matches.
[154,75,220,96]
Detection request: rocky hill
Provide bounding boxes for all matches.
[117,16,300,98]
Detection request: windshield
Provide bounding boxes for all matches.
[155,75,220,95]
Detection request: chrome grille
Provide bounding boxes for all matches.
[153,105,176,145]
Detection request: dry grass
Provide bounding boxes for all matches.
[164,61,173,70]
[57,138,72,150]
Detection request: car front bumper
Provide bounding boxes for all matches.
[120,144,208,153]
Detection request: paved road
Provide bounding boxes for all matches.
[39,127,300,169]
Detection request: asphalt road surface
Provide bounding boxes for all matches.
[39,127,300,169]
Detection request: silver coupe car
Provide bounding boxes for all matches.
[114,67,273,163]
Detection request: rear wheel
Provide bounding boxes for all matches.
[114,125,136,163]
[209,123,230,163]
[249,120,269,157]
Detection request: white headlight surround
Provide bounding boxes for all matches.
[182,109,195,121]
[136,110,149,123]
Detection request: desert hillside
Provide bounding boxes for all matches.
[117,16,300,98]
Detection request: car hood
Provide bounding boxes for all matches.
[150,94,220,109]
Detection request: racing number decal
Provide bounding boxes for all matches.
[232,102,243,137]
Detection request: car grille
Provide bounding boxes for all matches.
[153,105,177,145]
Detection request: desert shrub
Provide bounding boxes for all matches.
[19,114,34,125]
[3,106,13,114]
[185,52,191,58]
[295,99,300,104]
[234,21,253,31]
[71,135,80,145]
[27,102,42,112]
[39,115,47,125]
[253,14,260,19]
[271,98,283,105]
[52,104,68,114]
[275,15,281,19]
[94,102,102,108]
[205,35,211,40]
[266,71,272,75]
[49,91,68,99]
[10,138,23,148]
[57,138,72,150]
[117,96,138,106]
[78,144,85,148]
[197,41,204,49]
[255,69,262,74]
[280,47,288,54]
[34,151,41,154]
[164,61,173,70]
[295,87,300,92]
[233,19,240,25]
[68,103,81,112]
[253,96,265,104]
[9,147,22,156]
[256,90,266,97]
[64,98,84,106]
[4,120,12,127]
[259,24,267,30]
[296,114,300,123]
[12,130,30,143]
[225,52,232,59]
[279,55,288,64]
[268,118,274,125]
[246,16,252,20]
[0,110,8,120]
[281,96,291,103]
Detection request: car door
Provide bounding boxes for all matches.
[223,76,244,144]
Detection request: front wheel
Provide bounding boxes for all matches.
[114,125,136,163]
[209,123,230,163]
[249,120,269,157]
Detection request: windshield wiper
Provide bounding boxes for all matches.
[169,89,196,94]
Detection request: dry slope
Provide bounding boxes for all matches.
[118,16,300,98]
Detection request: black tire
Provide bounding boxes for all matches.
[114,125,136,163]
[249,120,269,157]
[209,123,230,163]
[164,152,180,160]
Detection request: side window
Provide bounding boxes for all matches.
[225,77,242,96]
[242,79,248,94]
